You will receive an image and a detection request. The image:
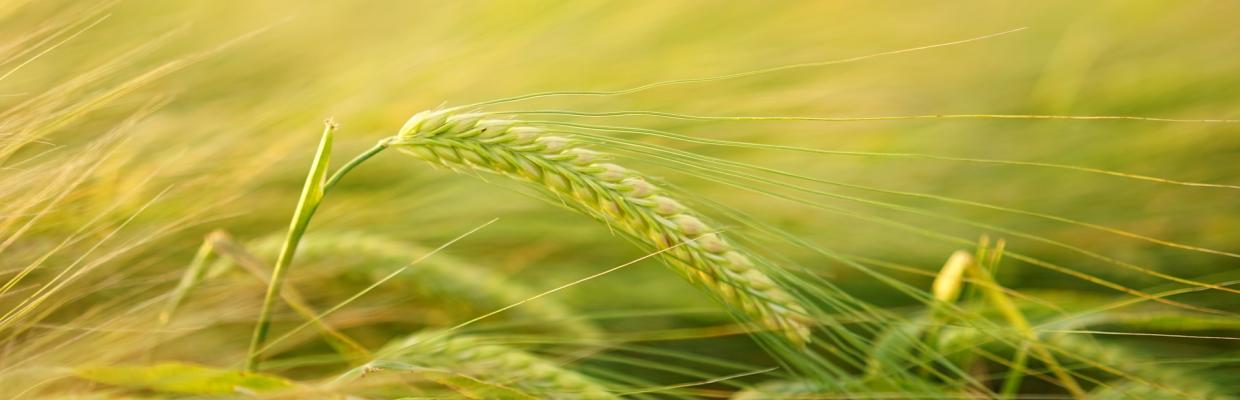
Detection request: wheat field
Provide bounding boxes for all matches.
[1,1,1238,399]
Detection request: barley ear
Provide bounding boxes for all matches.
[348,330,617,400]
[388,109,813,345]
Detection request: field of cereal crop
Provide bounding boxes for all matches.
[2,2,1238,398]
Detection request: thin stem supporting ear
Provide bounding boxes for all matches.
[244,120,387,371]
[932,240,1086,400]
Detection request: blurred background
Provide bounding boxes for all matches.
[1,1,1237,398]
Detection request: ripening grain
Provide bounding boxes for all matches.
[390,109,813,345]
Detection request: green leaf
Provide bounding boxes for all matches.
[301,119,335,207]
[246,120,337,371]
[76,362,293,395]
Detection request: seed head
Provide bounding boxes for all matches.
[390,110,815,345]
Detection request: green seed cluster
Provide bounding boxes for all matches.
[390,109,812,345]
[382,331,616,400]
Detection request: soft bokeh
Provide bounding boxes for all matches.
[2,1,1236,398]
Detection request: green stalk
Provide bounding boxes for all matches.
[968,261,1085,400]
[931,241,1083,400]
[159,235,217,326]
[999,342,1030,399]
[150,234,217,363]
[209,231,372,364]
[244,121,387,371]
[323,138,388,191]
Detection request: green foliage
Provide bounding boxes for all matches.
[247,121,338,371]
[3,1,1239,399]
[76,363,292,395]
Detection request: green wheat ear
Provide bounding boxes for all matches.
[340,330,617,400]
[389,109,814,345]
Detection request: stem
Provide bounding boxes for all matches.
[244,122,387,371]
[325,140,389,191]
[999,342,1030,399]
[210,231,371,364]
[150,234,218,363]
[159,235,217,326]
[969,263,1086,400]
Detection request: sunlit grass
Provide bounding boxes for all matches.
[2,1,1238,399]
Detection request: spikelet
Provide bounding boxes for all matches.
[932,250,972,303]
[388,109,812,345]
[372,330,616,400]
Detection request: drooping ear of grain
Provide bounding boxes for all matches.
[388,109,813,345]
[358,330,617,400]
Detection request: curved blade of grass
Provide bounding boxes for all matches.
[245,120,337,371]
[77,362,293,395]
[245,121,388,371]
